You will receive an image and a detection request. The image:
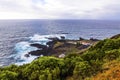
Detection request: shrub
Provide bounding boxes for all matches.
[0,71,18,80]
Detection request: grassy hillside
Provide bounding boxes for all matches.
[91,60,120,80]
[0,35,120,80]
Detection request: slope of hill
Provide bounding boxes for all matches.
[91,60,120,80]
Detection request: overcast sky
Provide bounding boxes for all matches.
[0,0,120,19]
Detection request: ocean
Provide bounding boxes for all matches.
[0,19,120,66]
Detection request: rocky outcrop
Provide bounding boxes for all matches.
[110,34,120,39]
[29,50,48,56]
[90,38,100,41]
[30,43,48,49]
[24,54,30,57]
[47,37,59,41]
[79,37,85,40]
[25,36,97,57]
[29,43,50,56]
[28,38,58,56]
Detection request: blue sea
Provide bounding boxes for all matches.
[0,19,120,66]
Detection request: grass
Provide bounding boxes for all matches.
[90,60,120,80]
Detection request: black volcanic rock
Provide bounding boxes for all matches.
[24,54,30,57]
[30,43,48,50]
[60,36,65,40]
[29,50,42,56]
[29,43,51,56]
[29,38,59,56]
[90,38,100,41]
[47,37,59,41]
[29,50,49,56]
[79,37,85,40]
[46,41,57,48]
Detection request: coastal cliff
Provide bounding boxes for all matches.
[0,34,120,80]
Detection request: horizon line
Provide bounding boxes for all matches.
[0,19,120,21]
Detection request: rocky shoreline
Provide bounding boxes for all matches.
[24,36,100,58]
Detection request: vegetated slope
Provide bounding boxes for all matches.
[0,35,120,80]
[110,34,120,39]
[91,60,120,80]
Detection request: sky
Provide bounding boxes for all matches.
[0,0,120,19]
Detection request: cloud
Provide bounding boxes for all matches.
[0,0,120,19]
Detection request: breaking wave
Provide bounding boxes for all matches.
[11,34,65,65]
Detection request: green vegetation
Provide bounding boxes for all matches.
[0,35,120,80]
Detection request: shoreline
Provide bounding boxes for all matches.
[6,34,120,66]
[0,34,120,80]
[23,33,120,63]
[27,36,100,58]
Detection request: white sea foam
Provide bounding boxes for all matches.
[29,34,48,41]
[15,55,39,65]
[29,34,65,41]
[29,34,65,45]
[14,34,66,65]
[13,42,38,65]
[0,64,3,67]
